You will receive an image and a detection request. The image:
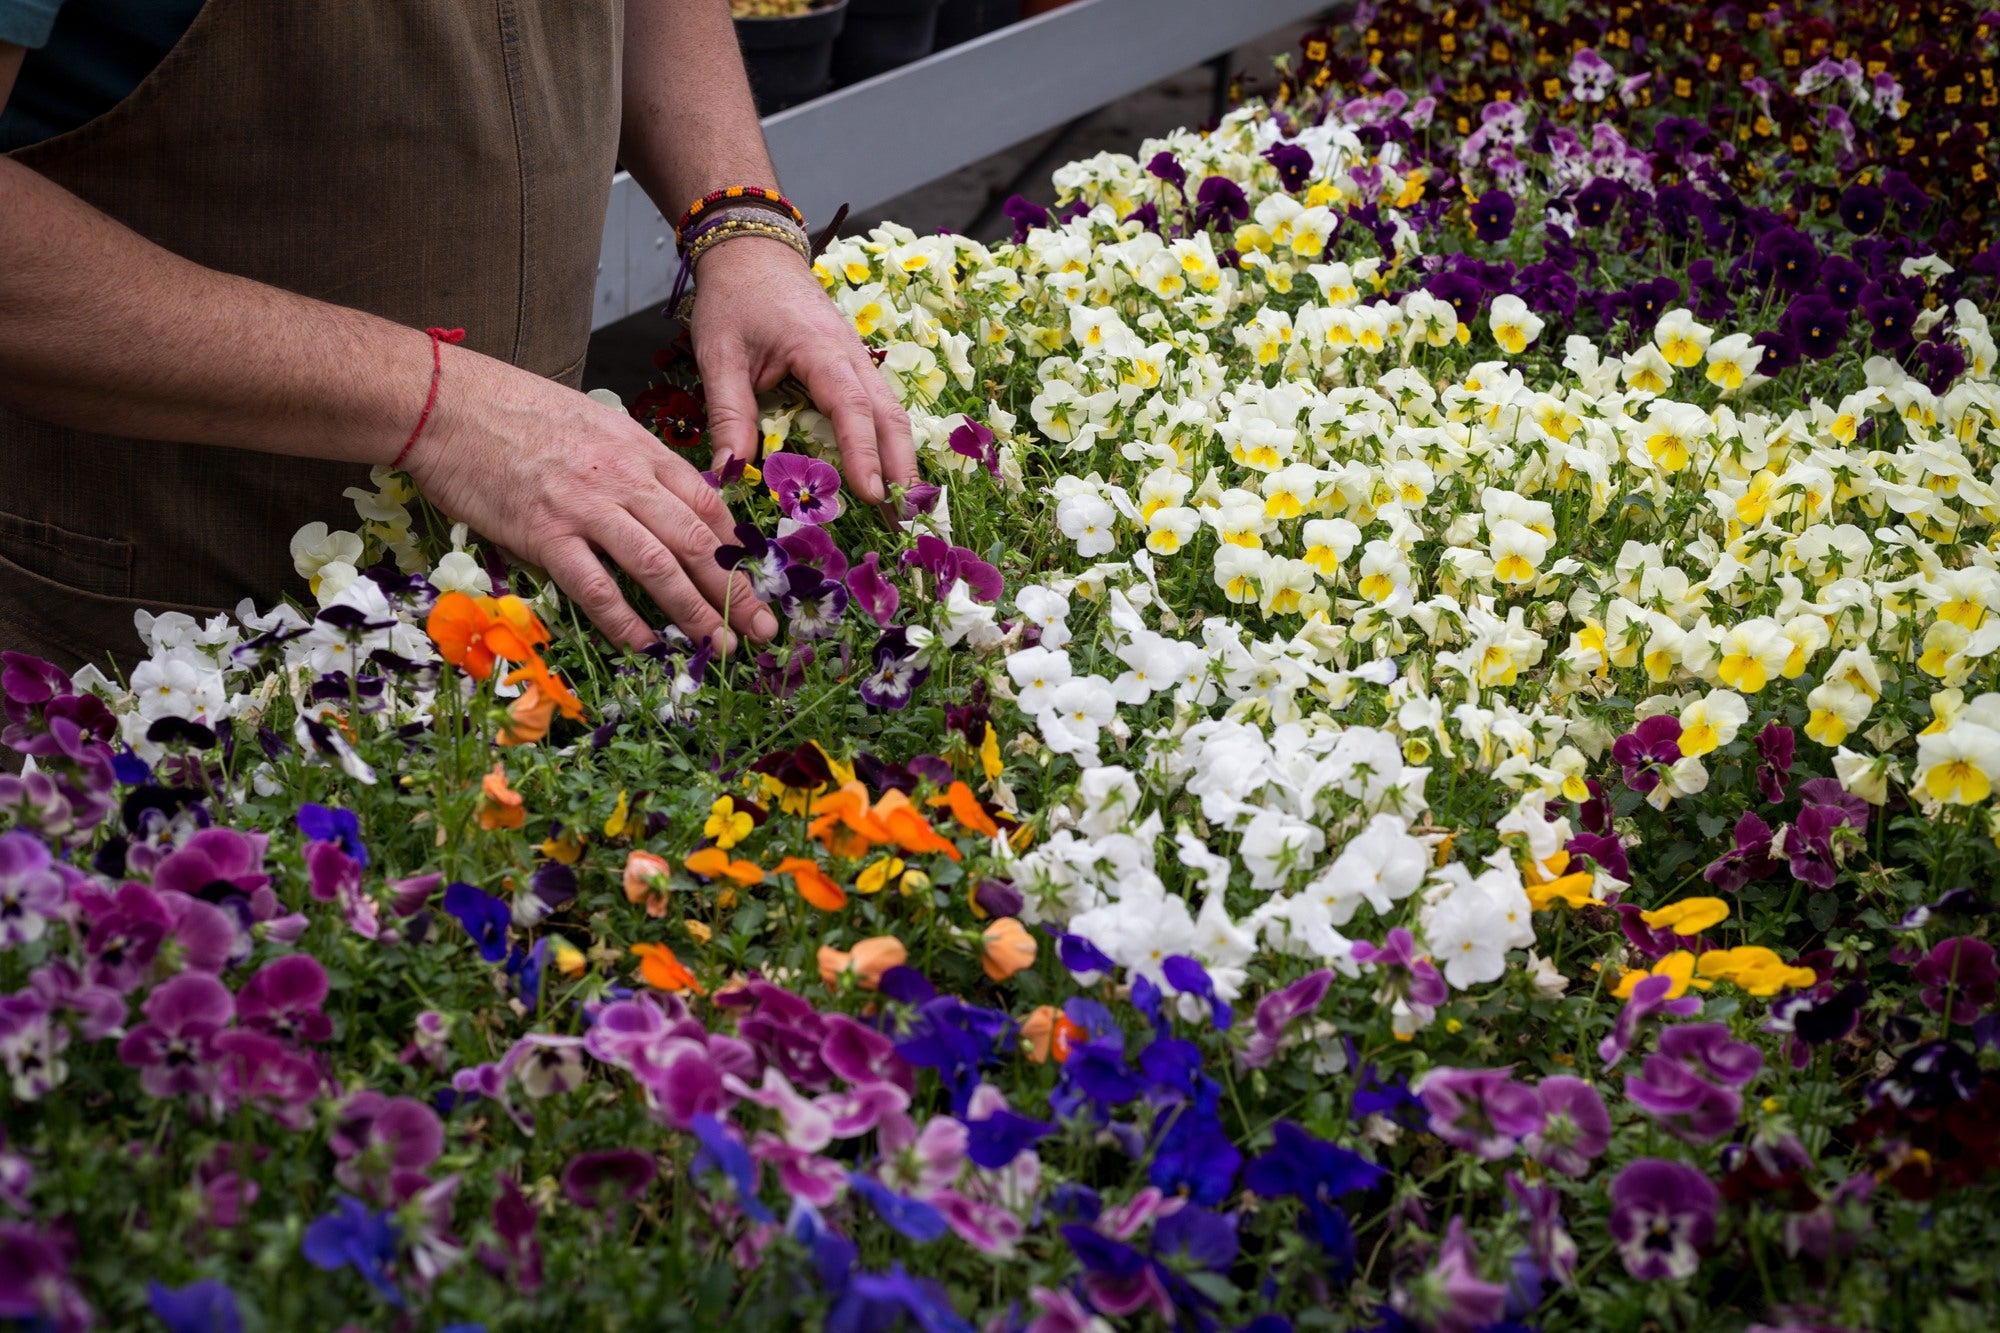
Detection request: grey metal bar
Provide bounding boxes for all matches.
[593,0,1331,329]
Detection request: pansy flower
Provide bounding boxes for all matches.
[762,452,845,525]
[714,523,792,602]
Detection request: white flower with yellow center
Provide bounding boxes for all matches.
[1914,722,2000,806]
[1261,463,1323,521]
[1146,506,1201,556]
[1301,517,1361,578]
[1621,344,1674,394]
[1487,519,1549,586]
[1677,690,1749,757]
[1488,294,1545,355]
[1714,619,1791,694]
[1654,308,1713,367]
[1213,545,1268,605]
[1703,332,1764,392]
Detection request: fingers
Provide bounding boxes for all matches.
[860,346,919,500]
[540,537,655,652]
[788,342,886,508]
[622,486,777,645]
[654,446,738,547]
[699,339,762,474]
[595,510,743,654]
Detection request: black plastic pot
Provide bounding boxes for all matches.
[934,0,1020,49]
[830,0,942,87]
[735,0,848,116]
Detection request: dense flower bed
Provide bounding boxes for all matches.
[6,2,2000,1329]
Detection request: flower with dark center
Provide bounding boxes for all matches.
[1608,1159,1719,1280]
[714,522,792,602]
[1469,188,1517,243]
[1838,183,1887,235]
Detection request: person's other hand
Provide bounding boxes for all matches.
[408,351,772,654]
[687,235,918,508]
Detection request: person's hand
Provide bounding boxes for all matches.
[408,349,773,654]
[687,235,918,507]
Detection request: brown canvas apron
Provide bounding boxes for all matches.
[0,0,623,674]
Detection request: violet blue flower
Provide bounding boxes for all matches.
[148,1279,241,1333]
[1261,141,1314,193]
[1353,928,1449,1008]
[1470,189,1516,243]
[1608,1159,1718,1280]
[690,1112,773,1223]
[301,1194,404,1306]
[1192,175,1249,231]
[1657,1022,1764,1087]
[1244,1120,1385,1273]
[763,452,844,525]
[297,802,368,867]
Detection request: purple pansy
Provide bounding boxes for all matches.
[1755,722,1794,803]
[1608,1159,1718,1281]
[1611,715,1683,794]
[715,523,793,602]
[561,1149,659,1211]
[233,954,331,1044]
[1239,969,1333,1069]
[845,552,900,627]
[779,568,850,639]
[948,417,1001,478]
[1625,1053,1743,1144]
[1417,1067,1545,1160]
[763,452,844,525]
[1912,937,1999,1023]
[0,830,67,948]
[117,971,233,1103]
[1599,973,1702,1069]
[1524,1076,1611,1177]
[1704,812,1779,893]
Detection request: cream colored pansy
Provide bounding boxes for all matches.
[1654,308,1713,368]
[1488,294,1545,355]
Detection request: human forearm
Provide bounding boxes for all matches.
[0,157,434,463]
[619,0,776,214]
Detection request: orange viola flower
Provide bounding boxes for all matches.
[818,935,908,989]
[478,762,525,830]
[1020,1005,1059,1063]
[807,782,891,857]
[980,917,1037,982]
[427,592,551,681]
[508,662,585,722]
[631,942,706,994]
[623,850,671,915]
[873,790,962,862]
[497,681,558,747]
[684,846,765,886]
[927,780,1001,840]
[777,857,848,911]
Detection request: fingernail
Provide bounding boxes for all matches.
[752,608,779,640]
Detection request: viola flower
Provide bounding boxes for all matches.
[1469,189,1517,243]
[561,1148,658,1212]
[1912,937,1999,1023]
[478,762,525,832]
[1243,1120,1385,1274]
[1192,175,1249,231]
[1626,1053,1744,1144]
[775,525,848,583]
[777,857,847,912]
[1608,1159,1719,1281]
[1525,1076,1611,1178]
[979,918,1037,982]
[690,1113,774,1223]
[948,416,1001,478]
[302,1194,404,1307]
[117,972,233,1103]
[425,591,551,682]
[1756,722,1795,803]
[1600,973,1702,1069]
[0,830,68,948]
[441,882,510,963]
[147,1280,240,1333]
[1416,1067,1545,1160]
[819,935,907,990]
[234,954,331,1044]
[1239,969,1332,1069]
[762,452,845,526]
[631,942,706,994]
[714,523,792,602]
[1396,1218,1506,1333]
[779,568,849,639]
[845,552,901,627]
[1639,897,1730,937]
[858,632,930,711]
[1611,715,1683,794]
[1703,812,1780,893]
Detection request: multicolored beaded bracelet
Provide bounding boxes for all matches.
[674,186,805,242]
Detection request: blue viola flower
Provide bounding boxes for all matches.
[301,1195,403,1307]
[507,937,550,1006]
[296,801,368,867]
[826,1263,973,1333]
[1054,929,1117,977]
[963,1108,1054,1170]
[847,1173,947,1243]
[441,881,510,963]
[789,1201,857,1299]
[690,1112,773,1224]
[147,1279,241,1333]
[1150,1104,1241,1206]
[1244,1121,1388,1276]
[893,996,1013,1116]
[1162,954,1233,1031]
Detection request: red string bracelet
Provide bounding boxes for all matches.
[391,327,465,469]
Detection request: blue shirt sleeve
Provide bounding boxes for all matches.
[0,0,65,49]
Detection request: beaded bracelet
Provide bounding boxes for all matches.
[674,186,805,242]
[678,201,809,256]
[681,215,813,269]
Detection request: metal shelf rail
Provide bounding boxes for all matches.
[592,0,1335,330]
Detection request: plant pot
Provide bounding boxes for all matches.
[935,0,1020,49]
[830,0,942,87]
[735,0,848,116]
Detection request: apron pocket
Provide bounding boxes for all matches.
[0,508,136,600]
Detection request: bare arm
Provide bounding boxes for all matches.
[619,0,917,505]
[0,43,767,651]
